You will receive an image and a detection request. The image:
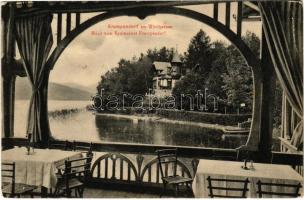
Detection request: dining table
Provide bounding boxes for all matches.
[1,146,83,195]
[192,159,303,198]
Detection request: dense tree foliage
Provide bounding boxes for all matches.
[206,41,228,100]
[97,47,174,107]
[272,79,283,128]
[172,72,206,110]
[173,31,259,113]
[145,47,175,62]
[184,29,213,76]
[97,30,260,113]
[95,29,284,140]
[221,32,260,112]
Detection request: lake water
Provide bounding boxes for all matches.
[14,100,247,149]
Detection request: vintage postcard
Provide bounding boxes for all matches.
[1,0,303,198]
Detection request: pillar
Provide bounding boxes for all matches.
[2,72,16,138]
[39,70,52,146]
[2,3,15,138]
[258,29,276,161]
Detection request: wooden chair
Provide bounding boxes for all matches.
[48,140,74,177]
[1,162,37,197]
[48,141,93,196]
[73,141,93,156]
[156,148,193,197]
[53,155,93,197]
[56,141,93,182]
[256,180,302,198]
[206,176,249,198]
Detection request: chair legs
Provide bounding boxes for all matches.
[53,188,58,197]
[66,190,72,198]
[74,189,78,197]
[53,187,84,198]
[161,183,193,198]
[186,183,194,197]
[160,183,167,197]
[174,184,179,197]
[3,193,32,198]
[78,187,84,197]
[74,187,84,198]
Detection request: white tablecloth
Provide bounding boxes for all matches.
[193,159,303,198]
[2,147,82,189]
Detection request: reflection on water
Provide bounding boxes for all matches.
[94,115,247,148]
[15,100,247,149]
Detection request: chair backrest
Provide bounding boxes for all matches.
[73,141,93,156]
[63,155,93,195]
[207,176,249,198]
[1,162,15,194]
[256,180,302,198]
[156,148,178,179]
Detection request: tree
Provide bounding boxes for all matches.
[221,32,260,113]
[97,47,176,109]
[273,79,283,128]
[172,31,259,113]
[172,72,206,110]
[184,29,212,76]
[97,57,153,107]
[146,46,174,62]
[242,31,260,58]
[171,30,214,111]
[206,41,228,100]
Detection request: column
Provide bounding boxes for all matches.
[258,29,276,161]
[2,3,15,138]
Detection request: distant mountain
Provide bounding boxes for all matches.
[15,78,94,100]
[61,82,97,94]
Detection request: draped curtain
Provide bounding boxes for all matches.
[258,2,303,148]
[15,14,53,144]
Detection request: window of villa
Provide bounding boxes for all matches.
[168,80,172,89]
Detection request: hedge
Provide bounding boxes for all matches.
[96,107,251,126]
[155,109,251,126]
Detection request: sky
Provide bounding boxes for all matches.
[48,3,262,89]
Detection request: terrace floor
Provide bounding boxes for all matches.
[83,188,160,198]
[28,186,193,198]
[28,188,183,198]
[82,186,194,198]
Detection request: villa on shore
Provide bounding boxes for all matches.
[151,50,190,97]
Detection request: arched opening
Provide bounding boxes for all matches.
[2,2,303,197]
[46,6,261,150]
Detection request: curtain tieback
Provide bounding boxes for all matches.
[31,87,40,95]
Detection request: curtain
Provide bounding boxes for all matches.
[258,2,303,148]
[15,14,53,144]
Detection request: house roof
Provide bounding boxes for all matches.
[152,61,171,72]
